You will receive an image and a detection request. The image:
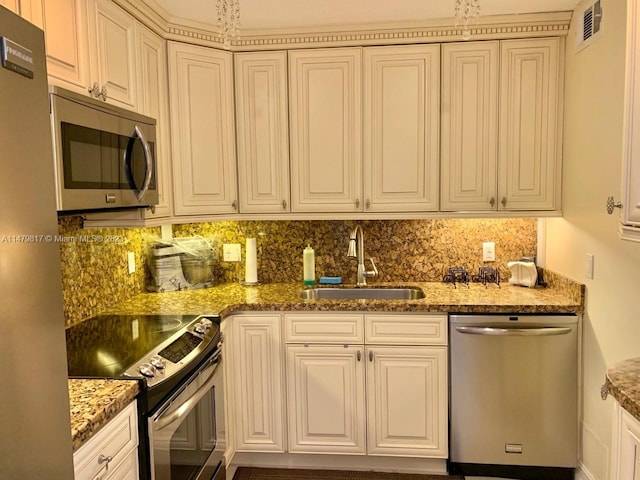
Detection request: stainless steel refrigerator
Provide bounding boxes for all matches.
[0,6,74,478]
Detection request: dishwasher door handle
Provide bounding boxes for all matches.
[455,326,573,336]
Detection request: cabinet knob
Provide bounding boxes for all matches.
[606,196,623,214]
[501,197,507,207]
[489,197,495,207]
[88,83,108,102]
[365,199,371,210]
[232,200,238,210]
[369,350,373,362]
[355,198,360,209]
[357,351,361,362]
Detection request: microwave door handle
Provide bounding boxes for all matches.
[128,125,153,202]
[134,125,153,201]
[153,356,221,431]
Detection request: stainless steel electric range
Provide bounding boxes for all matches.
[66,313,225,480]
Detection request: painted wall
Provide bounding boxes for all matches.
[545,1,640,478]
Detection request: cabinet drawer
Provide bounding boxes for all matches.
[285,314,364,343]
[74,401,138,480]
[365,314,447,345]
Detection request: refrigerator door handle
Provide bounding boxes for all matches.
[455,326,573,336]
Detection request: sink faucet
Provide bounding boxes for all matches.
[347,225,378,286]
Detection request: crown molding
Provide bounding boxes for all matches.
[117,1,571,51]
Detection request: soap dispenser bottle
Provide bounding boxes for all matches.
[303,245,315,286]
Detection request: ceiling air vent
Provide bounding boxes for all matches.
[576,0,603,52]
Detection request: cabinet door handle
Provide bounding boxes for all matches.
[282,199,287,210]
[93,454,113,480]
[489,197,495,207]
[232,200,238,210]
[365,199,371,210]
[355,198,360,209]
[357,351,361,362]
[606,196,623,214]
[501,197,507,207]
[369,351,373,362]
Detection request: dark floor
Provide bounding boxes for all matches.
[233,467,464,480]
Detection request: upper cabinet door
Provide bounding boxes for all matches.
[441,41,499,212]
[168,42,238,216]
[289,48,362,213]
[363,45,440,213]
[87,0,138,111]
[621,0,640,232]
[136,24,172,219]
[498,37,563,211]
[24,0,91,95]
[235,51,290,214]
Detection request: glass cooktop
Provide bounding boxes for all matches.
[65,314,199,378]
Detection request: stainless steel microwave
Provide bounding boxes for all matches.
[49,86,158,212]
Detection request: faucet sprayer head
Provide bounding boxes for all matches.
[347,238,357,258]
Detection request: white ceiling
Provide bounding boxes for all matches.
[153,0,582,30]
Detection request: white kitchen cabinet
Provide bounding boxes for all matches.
[498,37,563,211]
[284,312,447,458]
[86,0,138,111]
[365,314,447,458]
[73,400,138,480]
[235,51,290,214]
[442,38,562,212]
[620,0,640,241]
[135,23,172,220]
[16,0,92,95]
[288,48,362,213]
[230,314,285,452]
[363,45,440,212]
[612,400,640,480]
[168,41,238,216]
[286,344,367,454]
[441,41,499,212]
[366,346,447,457]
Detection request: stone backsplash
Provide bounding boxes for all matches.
[58,216,160,327]
[173,218,537,285]
[60,217,537,326]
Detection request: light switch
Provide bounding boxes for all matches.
[586,253,595,279]
[127,251,136,274]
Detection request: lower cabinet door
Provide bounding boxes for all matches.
[232,315,285,452]
[366,346,448,457]
[286,344,366,454]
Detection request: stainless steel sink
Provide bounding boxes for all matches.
[299,286,425,300]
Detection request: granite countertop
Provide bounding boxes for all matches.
[605,357,640,422]
[69,379,140,451]
[69,274,583,450]
[101,279,584,318]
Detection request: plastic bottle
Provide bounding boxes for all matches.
[303,245,315,286]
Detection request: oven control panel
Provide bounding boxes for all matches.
[124,315,221,387]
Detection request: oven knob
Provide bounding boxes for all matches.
[194,324,207,334]
[200,318,213,329]
[139,363,156,378]
[150,356,166,369]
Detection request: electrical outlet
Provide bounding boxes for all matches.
[127,251,136,274]
[223,243,242,262]
[482,242,496,262]
[586,253,595,279]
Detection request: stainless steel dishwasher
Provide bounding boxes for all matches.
[448,314,578,480]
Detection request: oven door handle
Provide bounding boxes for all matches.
[153,356,221,431]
